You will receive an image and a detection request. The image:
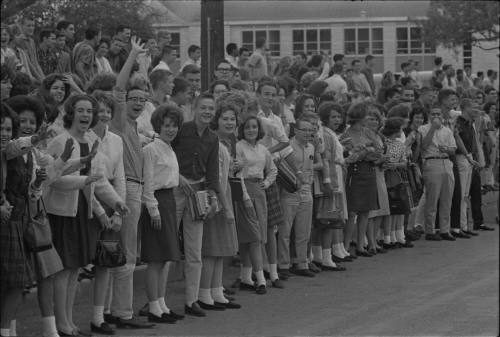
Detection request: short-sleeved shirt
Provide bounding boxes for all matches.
[247,49,267,80]
[418,123,457,159]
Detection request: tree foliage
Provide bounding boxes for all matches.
[1,0,161,40]
[419,0,500,51]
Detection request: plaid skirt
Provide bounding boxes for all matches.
[0,216,35,294]
[265,182,284,228]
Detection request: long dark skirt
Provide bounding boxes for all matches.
[0,215,34,294]
[140,188,181,263]
[49,191,99,269]
[346,161,379,212]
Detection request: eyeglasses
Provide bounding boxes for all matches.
[296,128,315,133]
[127,97,147,103]
[217,68,232,73]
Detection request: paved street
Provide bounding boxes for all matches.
[17,193,499,336]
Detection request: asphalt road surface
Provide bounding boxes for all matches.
[16,192,499,336]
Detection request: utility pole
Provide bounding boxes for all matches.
[200,0,225,92]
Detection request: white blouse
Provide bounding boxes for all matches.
[236,139,277,188]
[91,127,126,201]
[142,138,179,218]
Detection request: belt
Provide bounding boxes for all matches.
[126,177,144,185]
[424,156,449,160]
[32,244,53,253]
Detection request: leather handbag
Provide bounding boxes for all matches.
[229,177,244,202]
[385,169,412,215]
[276,154,298,193]
[24,199,53,250]
[94,229,126,268]
[24,198,64,278]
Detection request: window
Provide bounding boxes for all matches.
[170,32,180,58]
[292,28,331,55]
[344,28,383,55]
[396,27,435,54]
[463,43,472,69]
[241,30,281,56]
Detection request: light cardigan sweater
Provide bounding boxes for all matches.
[43,130,122,218]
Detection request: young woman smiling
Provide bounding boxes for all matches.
[199,102,240,310]
[44,94,128,336]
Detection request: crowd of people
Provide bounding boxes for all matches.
[0,15,499,337]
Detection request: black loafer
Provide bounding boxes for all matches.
[376,247,387,254]
[308,262,322,273]
[476,224,494,231]
[321,264,346,271]
[215,301,241,309]
[148,312,176,324]
[355,250,373,257]
[91,322,116,335]
[425,233,442,241]
[184,303,206,317]
[451,231,470,239]
[166,310,184,320]
[197,300,226,311]
[271,279,285,288]
[400,241,414,248]
[278,268,291,280]
[103,314,119,324]
[463,230,479,236]
[115,316,155,329]
[291,268,315,277]
[255,285,267,294]
[440,233,456,241]
[239,282,256,291]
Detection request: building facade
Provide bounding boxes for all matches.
[151,0,499,75]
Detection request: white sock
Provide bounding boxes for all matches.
[241,267,253,285]
[312,245,322,262]
[396,229,405,243]
[8,321,15,337]
[321,249,337,267]
[211,287,228,303]
[332,244,343,258]
[452,228,460,233]
[199,288,214,305]
[149,300,163,317]
[255,270,266,286]
[340,243,350,257]
[158,297,170,314]
[41,316,58,337]
[364,235,368,247]
[1,328,10,337]
[390,231,397,243]
[92,305,104,325]
[269,264,279,281]
[384,235,391,244]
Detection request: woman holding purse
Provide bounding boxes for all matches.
[44,94,128,336]
[198,102,240,310]
[316,102,351,264]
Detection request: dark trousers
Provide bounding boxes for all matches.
[469,168,484,226]
[450,158,462,229]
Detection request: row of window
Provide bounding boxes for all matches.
[240,27,435,57]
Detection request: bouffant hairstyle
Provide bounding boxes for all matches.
[150,104,183,134]
[63,94,99,129]
[387,104,410,119]
[381,117,405,137]
[209,102,239,131]
[307,80,328,98]
[86,73,117,93]
[318,101,344,127]
[5,95,45,131]
[237,116,265,141]
[294,93,316,119]
[41,73,71,103]
[409,106,428,125]
[91,90,116,118]
[346,102,369,125]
